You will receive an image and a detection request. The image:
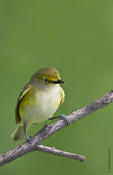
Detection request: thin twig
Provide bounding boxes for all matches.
[0,90,113,166]
[36,145,85,162]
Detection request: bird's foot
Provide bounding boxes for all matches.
[25,135,31,142]
[60,114,70,126]
[49,114,70,126]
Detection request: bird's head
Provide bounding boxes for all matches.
[31,67,64,85]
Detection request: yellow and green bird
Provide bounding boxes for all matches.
[11,67,65,141]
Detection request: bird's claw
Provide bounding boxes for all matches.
[60,114,70,126]
[25,136,31,142]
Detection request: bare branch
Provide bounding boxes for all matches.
[36,145,85,162]
[0,142,33,166]
[0,90,113,166]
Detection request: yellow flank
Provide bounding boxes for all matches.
[60,87,65,105]
[11,67,65,141]
[18,86,38,118]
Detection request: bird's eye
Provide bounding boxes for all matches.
[43,78,48,82]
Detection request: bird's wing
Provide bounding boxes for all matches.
[15,84,32,124]
[59,87,65,106]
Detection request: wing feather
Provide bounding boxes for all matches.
[15,84,32,123]
[59,87,65,106]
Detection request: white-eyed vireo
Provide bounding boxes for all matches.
[11,67,65,141]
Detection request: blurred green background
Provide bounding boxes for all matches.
[0,0,113,174]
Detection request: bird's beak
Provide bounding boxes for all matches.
[53,79,64,84]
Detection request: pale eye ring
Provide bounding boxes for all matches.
[43,78,48,82]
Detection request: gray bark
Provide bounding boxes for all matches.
[0,90,113,166]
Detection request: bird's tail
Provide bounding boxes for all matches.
[11,125,25,141]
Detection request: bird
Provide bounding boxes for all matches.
[11,67,67,141]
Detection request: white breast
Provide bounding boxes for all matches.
[26,84,62,124]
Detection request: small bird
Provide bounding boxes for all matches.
[11,67,66,141]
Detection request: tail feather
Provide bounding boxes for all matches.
[11,126,25,141]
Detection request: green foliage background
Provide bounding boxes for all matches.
[0,0,113,174]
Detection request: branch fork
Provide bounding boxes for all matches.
[0,90,113,166]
